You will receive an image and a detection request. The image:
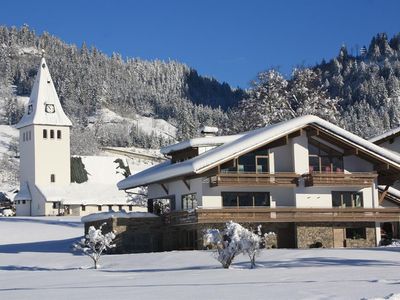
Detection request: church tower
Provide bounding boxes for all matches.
[15,54,72,216]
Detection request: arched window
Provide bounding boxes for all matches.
[50,174,55,183]
[43,129,47,139]
[50,130,54,139]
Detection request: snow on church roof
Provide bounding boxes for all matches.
[16,57,72,129]
[118,115,400,190]
[36,156,144,206]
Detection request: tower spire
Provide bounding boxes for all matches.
[16,56,72,129]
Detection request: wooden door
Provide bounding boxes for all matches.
[333,228,344,248]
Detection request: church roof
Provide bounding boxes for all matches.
[16,57,72,129]
[14,182,32,201]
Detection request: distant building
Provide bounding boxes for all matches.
[14,56,145,216]
[112,115,400,251]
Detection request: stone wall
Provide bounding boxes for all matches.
[296,222,376,249]
[296,223,334,248]
[83,219,377,253]
[84,217,163,253]
[345,226,376,248]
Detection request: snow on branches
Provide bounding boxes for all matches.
[203,221,263,269]
[73,223,116,269]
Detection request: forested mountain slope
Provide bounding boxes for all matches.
[229,33,400,139]
[0,25,245,152]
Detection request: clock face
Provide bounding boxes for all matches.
[45,104,55,113]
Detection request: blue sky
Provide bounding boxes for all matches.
[1,0,399,88]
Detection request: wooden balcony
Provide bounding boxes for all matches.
[164,207,400,225]
[209,172,299,187]
[303,171,377,187]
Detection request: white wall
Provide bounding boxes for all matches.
[19,125,36,184]
[292,133,309,174]
[344,155,374,172]
[294,186,374,208]
[271,143,293,172]
[202,183,295,208]
[34,125,70,186]
[148,178,203,210]
[15,200,31,216]
[378,138,400,154]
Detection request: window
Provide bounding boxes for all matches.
[118,205,123,211]
[220,148,269,173]
[28,131,31,140]
[23,132,26,142]
[50,130,54,139]
[43,129,48,139]
[81,205,86,211]
[22,200,26,204]
[182,194,197,210]
[129,205,133,211]
[52,202,57,209]
[332,191,363,208]
[27,104,33,115]
[98,205,102,211]
[50,174,55,183]
[222,192,270,207]
[308,139,343,173]
[148,197,176,215]
[108,205,113,211]
[346,228,366,239]
[57,130,61,139]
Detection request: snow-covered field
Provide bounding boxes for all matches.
[1,217,400,300]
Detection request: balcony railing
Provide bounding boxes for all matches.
[163,207,400,225]
[303,171,377,187]
[210,172,299,187]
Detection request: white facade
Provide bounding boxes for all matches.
[146,131,380,211]
[15,57,72,216]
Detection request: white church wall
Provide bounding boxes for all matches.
[19,125,36,184]
[34,125,70,187]
[15,200,31,216]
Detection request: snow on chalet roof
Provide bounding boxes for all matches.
[81,211,158,223]
[118,115,400,190]
[369,127,400,144]
[16,57,72,129]
[160,134,243,155]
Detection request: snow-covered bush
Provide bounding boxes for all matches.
[73,223,116,269]
[204,221,263,269]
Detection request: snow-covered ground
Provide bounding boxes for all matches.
[1,217,400,299]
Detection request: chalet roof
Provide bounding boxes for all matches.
[160,134,243,155]
[369,127,400,145]
[16,57,72,129]
[117,115,400,190]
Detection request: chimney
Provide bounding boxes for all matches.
[200,126,218,137]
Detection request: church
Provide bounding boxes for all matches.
[14,55,145,216]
